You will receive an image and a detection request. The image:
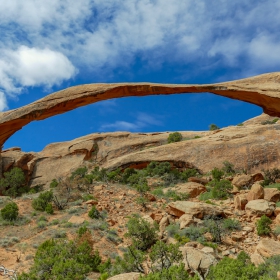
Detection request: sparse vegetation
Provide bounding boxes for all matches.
[167,132,183,143]
[88,205,101,219]
[261,118,279,125]
[209,123,220,131]
[256,215,272,236]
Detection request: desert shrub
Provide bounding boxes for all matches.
[120,168,138,184]
[32,191,53,212]
[70,166,88,180]
[82,194,95,201]
[0,167,27,197]
[261,168,280,187]
[167,132,183,143]
[45,203,54,214]
[50,179,58,188]
[125,215,158,251]
[1,202,19,221]
[207,251,259,280]
[211,167,224,181]
[261,118,279,125]
[18,233,101,280]
[180,168,198,181]
[109,245,146,275]
[209,123,220,131]
[184,225,206,241]
[274,226,280,235]
[222,161,236,174]
[166,223,181,237]
[37,220,47,229]
[209,179,232,200]
[257,254,280,279]
[199,190,214,201]
[165,190,189,201]
[148,241,183,272]
[203,217,224,243]
[256,215,272,236]
[222,218,241,231]
[88,205,101,219]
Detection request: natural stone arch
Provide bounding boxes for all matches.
[1,71,280,151]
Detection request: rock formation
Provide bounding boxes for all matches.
[1,71,280,151]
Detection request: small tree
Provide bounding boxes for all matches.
[126,215,158,251]
[168,132,183,143]
[211,167,224,181]
[256,215,272,236]
[1,202,19,221]
[209,124,220,131]
[32,191,53,212]
[88,205,101,219]
[0,167,26,197]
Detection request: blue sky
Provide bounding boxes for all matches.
[2,0,279,152]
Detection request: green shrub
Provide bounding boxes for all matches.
[167,132,183,143]
[1,202,19,221]
[222,161,236,174]
[0,167,26,197]
[70,166,88,179]
[209,179,232,200]
[32,191,53,212]
[50,179,58,188]
[199,191,214,201]
[261,118,279,125]
[261,168,280,187]
[180,168,198,181]
[211,167,224,180]
[222,218,241,231]
[207,251,259,280]
[88,205,101,219]
[82,194,95,201]
[18,235,101,280]
[274,226,280,235]
[45,203,54,215]
[125,215,158,251]
[256,215,272,236]
[209,123,220,131]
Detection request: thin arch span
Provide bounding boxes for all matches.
[1,71,280,150]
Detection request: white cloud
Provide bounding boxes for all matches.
[0,91,8,111]
[100,112,163,131]
[1,1,280,110]
[0,46,76,99]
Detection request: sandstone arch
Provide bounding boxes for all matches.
[1,72,280,150]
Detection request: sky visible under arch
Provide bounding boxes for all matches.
[2,0,279,152]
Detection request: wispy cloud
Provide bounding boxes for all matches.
[99,112,163,132]
[1,1,280,109]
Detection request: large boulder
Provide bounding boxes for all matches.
[234,193,248,210]
[232,174,253,189]
[246,183,264,201]
[250,253,265,266]
[169,182,206,198]
[188,177,209,185]
[255,239,280,258]
[245,199,275,216]
[264,188,280,202]
[167,201,224,219]
[180,246,217,273]
[108,273,142,280]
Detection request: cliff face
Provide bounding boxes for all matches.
[2,114,280,187]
